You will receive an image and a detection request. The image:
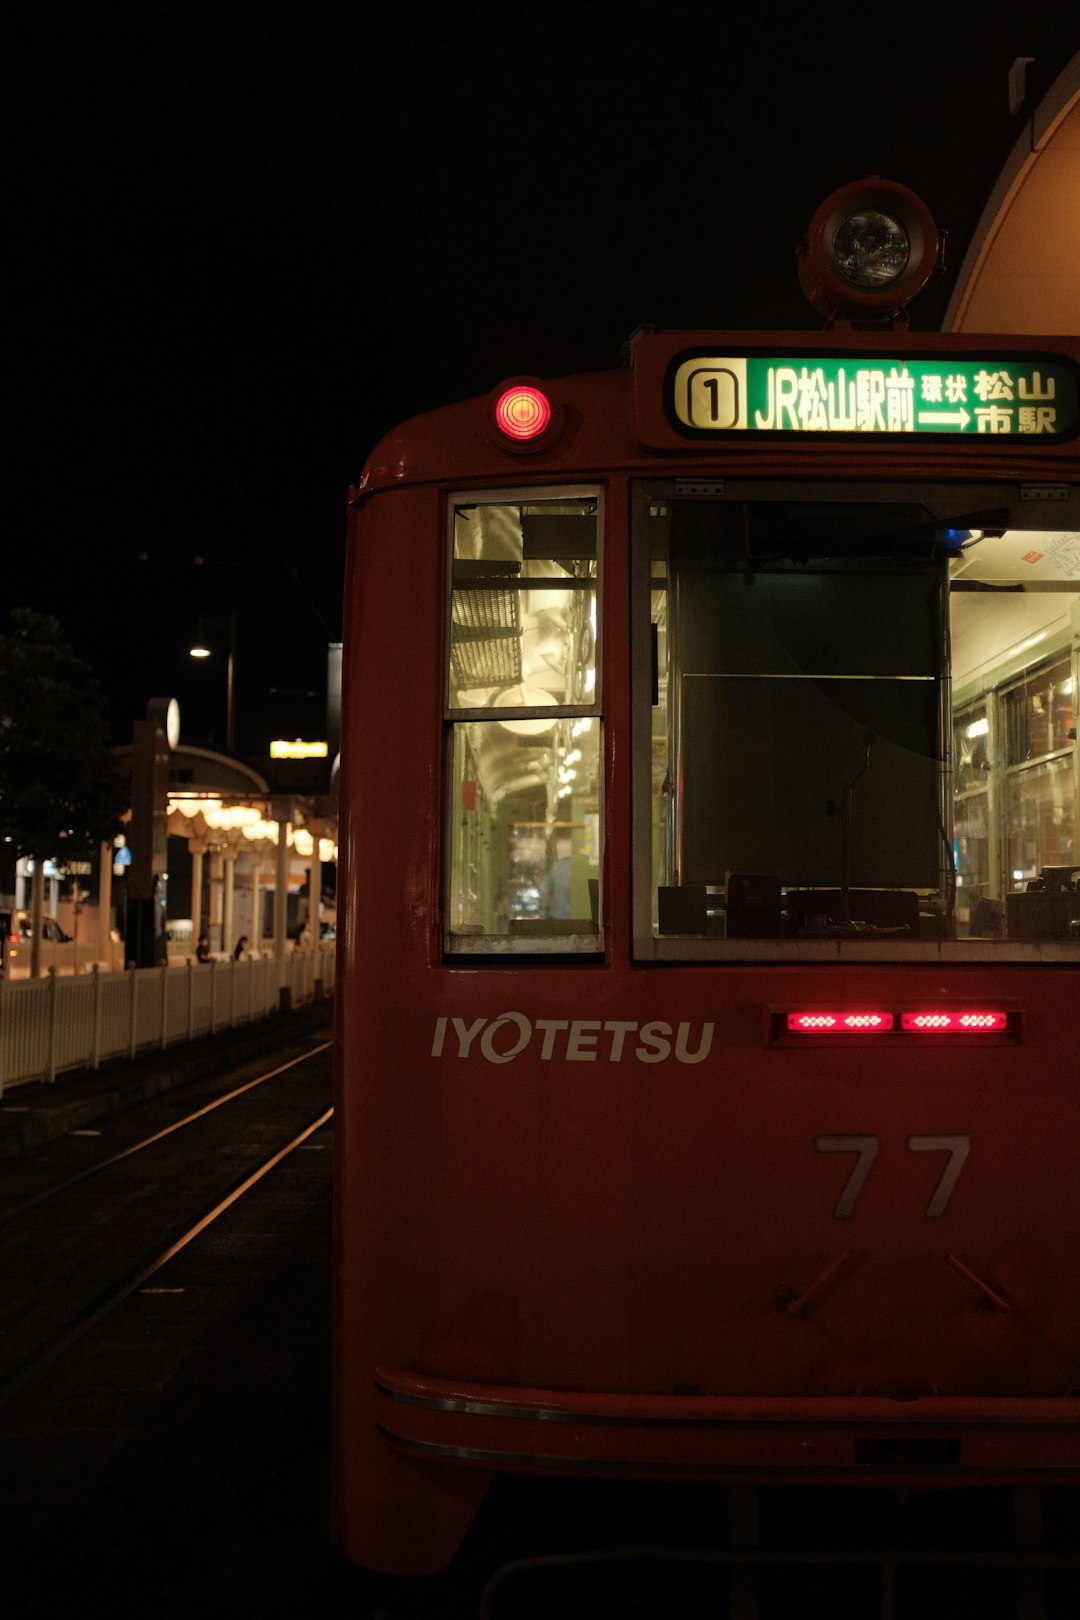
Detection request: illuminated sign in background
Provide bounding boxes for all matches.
[670,355,1079,438]
[270,739,329,759]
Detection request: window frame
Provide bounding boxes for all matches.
[951,695,996,930]
[630,476,1080,964]
[442,483,605,958]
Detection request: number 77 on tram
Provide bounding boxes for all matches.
[333,178,1080,1576]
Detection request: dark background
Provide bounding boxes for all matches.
[7,4,1078,756]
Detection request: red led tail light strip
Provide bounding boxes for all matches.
[774,1009,1018,1042]
[787,1012,894,1033]
[900,1011,1008,1031]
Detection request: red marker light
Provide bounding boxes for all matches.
[774,1007,1015,1044]
[494,385,552,441]
[900,1011,1008,1032]
[786,1011,894,1033]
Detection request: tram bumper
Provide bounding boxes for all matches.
[375,1366,1080,1487]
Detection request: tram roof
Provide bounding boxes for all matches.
[353,328,1080,499]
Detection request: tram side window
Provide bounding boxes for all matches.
[1003,657,1076,892]
[951,530,1078,944]
[444,494,601,954]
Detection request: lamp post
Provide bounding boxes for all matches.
[189,612,237,753]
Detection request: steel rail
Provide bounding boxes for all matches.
[0,1039,332,1225]
[0,1103,333,1407]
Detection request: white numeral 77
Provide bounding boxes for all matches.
[815,1135,970,1218]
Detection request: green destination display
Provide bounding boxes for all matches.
[669,354,1079,438]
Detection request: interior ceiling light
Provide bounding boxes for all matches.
[494,684,557,735]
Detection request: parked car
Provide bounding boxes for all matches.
[13,911,72,944]
[5,911,76,974]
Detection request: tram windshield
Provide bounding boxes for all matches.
[635,481,1079,961]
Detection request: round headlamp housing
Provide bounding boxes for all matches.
[798,178,941,325]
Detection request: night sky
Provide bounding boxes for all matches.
[8,5,1078,758]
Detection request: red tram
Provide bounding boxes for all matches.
[333,180,1080,1576]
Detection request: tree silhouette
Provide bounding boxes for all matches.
[0,609,127,971]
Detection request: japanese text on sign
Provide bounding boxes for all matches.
[669,355,1079,438]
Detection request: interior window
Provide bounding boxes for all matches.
[445,492,602,953]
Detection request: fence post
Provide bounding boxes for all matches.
[210,958,218,1033]
[160,962,169,1049]
[187,959,195,1041]
[91,962,103,1071]
[128,965,138,1058]
[46,967,59,1084]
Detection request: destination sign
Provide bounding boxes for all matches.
[669,354,1079,438]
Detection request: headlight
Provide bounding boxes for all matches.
[831,208,910,289]
[798,178,942,326]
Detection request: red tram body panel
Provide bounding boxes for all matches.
[334,323,1080,1575]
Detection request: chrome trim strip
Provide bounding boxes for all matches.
[373,1381,1080,1433]
[375,1425,1080,1479]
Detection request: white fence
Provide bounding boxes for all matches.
[0,944,336,1097]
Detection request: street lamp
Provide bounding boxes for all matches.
[189,611,237,753]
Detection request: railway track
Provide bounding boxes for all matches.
[0,1037,333,1403]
